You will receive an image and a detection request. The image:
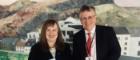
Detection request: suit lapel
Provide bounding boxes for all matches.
[95,25,102,60]
[75,29,86,57]
[41,47,53,59]
[80,29,87,57]
[81,29,86,46]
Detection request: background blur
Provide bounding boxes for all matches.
[0,0,140,60]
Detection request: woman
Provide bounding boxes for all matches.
[28,19,72,60]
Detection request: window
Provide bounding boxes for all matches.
[137,51,140,56]
[29,35,31,38]
[67,31,74,41]
[138,41,140,46]
[123,52,127,55]
[124,47,127,50]
[67,31,73,38]
[125,42,127,45]
[125,37,128,40]
[33,35,36,38]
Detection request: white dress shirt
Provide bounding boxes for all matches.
[85,26,97,60]
[50,47,56,60]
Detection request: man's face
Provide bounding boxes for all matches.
[79,10,96,31]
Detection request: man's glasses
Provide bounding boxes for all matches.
[80,15,96,21]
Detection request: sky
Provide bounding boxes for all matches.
[0,0,140,7]
[0,0,16,6]
[114,0,140,7]
[0,0,45,6]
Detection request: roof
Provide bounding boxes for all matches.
[113,27,129,34]
[119,56,140,60]
[68,25,82,29]
[127,27,140,37]
[65,17,81,24]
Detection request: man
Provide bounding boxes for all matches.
[73,5,121,60]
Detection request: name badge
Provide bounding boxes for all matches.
[85,57,93,60]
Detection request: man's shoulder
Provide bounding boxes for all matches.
[96,25,113,30]
[97,25,112,28]
[74,29,84,36]
[64,43,71,49]
[64,43,70,47]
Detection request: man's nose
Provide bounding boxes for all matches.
[85,19,89,22]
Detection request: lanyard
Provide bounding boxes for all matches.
[86,32,96,56]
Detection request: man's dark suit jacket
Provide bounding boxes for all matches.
[73,25,121,60]
[28,42,72,60]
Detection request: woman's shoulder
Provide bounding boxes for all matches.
[31,42,41,50]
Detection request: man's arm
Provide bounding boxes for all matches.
[108,27,121,60]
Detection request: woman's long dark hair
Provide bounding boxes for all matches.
[39,19,64,51]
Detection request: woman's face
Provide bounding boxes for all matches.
[46,24,58,45]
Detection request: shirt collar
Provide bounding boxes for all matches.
[85,26,96,34]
